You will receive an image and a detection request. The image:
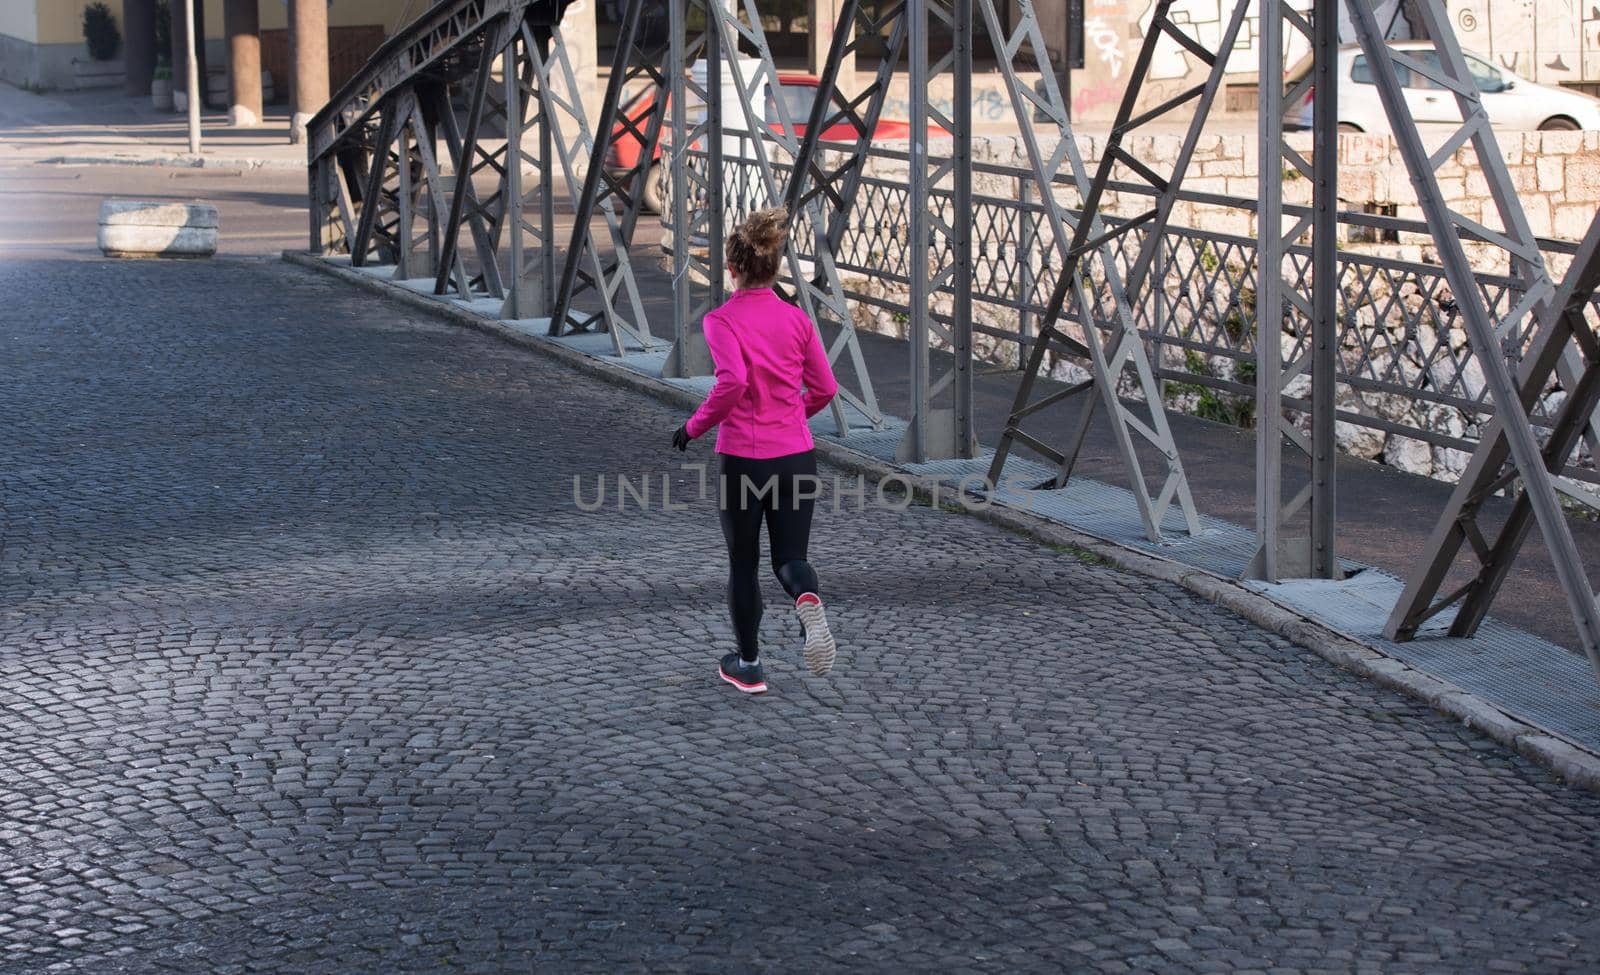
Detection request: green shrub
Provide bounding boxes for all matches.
[83,2,120,61]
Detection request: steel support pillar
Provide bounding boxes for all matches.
[544,14,655,351]
[897,0,975,461]
[662,0,724,378]
[1247,0,1339,582]
[431,19,516,300]
[1348,2,1600,677]
[983,0,1224,541]
[310,153,354,256]
[502,22,561,320]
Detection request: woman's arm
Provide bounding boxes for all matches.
[684,312,750,439]
[800,319,839,418]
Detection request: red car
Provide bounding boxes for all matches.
[605,72,923,213]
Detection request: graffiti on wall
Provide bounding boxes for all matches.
[1134,0,1313,80]
[1084,15,1127,77]
[1449,0,1600,83]
[1084,0,1131,82]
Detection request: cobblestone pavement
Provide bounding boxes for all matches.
[4,257,1600,974]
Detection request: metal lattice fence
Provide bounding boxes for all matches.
[663,144,1593,482]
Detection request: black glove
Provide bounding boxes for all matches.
[672,424,691,452]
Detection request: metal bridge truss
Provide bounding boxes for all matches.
[307,0,653,351]
[548,1,661,347]
[1252,0,1340,581]
[1345,0,1600,678]
[981,0,1213,538]
[307,0,1600,684]
[570,0,894,434]
[994,0,1600,670]
[659,0,726,379]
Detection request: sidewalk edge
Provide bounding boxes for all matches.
[36,153,305,170]
[282,249,1600,796]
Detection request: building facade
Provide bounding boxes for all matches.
[9,1,1600,120]
[0,0,412,92]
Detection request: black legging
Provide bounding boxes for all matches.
[719,450,821,661]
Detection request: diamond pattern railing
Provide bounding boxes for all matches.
[674,149,1594,479]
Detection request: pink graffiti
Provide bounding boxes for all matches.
[1073,83,1121,117]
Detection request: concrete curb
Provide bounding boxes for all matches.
[39,153,306,171]
[283,249,1600,796]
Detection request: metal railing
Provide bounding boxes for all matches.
[668,144,1594,480]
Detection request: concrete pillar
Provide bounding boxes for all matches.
[809,0,855,88]
[224,0,262,126]
[289,0,330,144]
[124,0,157,96]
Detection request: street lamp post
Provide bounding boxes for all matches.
[183,0,201,153]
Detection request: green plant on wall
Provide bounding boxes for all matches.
[83,2,121,61]
[1222,287,1256,343]
[1164,349,1256,428]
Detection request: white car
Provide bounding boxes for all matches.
[1284,42,1600,133]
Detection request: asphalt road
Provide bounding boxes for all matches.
[0,163,308,260]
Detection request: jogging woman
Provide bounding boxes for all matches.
[671,206,839,695]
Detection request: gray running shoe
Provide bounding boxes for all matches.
[795,593,836,676]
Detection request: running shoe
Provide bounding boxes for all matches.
[795,593,836,676]
[719,652,768,694]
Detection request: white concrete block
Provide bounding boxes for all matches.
[99,199,219,229]
[97,224,218,257]
[98,200,219,257]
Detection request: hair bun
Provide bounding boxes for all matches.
[742,206,789,256]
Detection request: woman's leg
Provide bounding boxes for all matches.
[718,455,766,662]
[765,451,836,676]
[765,451,819,599]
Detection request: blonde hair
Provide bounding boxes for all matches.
[726,206,788,286]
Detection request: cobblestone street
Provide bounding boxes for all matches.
[3,256,1600,973]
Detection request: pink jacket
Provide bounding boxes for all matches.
[684,287,839,458]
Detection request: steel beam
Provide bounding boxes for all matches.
[780,0,909,426]
[553,0,672,334]
[661,0,724,378]
[501,22,561,319]
[897,0,975,461]
[1246,0,1339,582]
[432,18,515,300]
[1350,1,1600,676]
[1308,0,1338,581]
[980,0,1216,541]
[309,0,532,163]
[547,3,655,349]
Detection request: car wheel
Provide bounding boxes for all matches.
[641,162,666,214]
[1337,122,1363,134]
[1540,116,1581,131]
